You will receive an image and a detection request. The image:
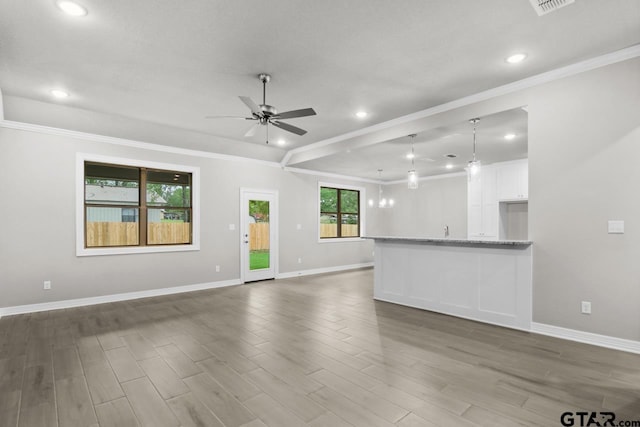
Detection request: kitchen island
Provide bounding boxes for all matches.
[366,236,532,330]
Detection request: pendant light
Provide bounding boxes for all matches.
[467,118,481,181]
[370,169,394,208]
[407,134,418,189]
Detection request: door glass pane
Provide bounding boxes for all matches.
[249,200,270,270]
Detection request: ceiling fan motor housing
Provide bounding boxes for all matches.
[260,104,278,117]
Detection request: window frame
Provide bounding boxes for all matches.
[317,181,365,242]
[76,153,200,256]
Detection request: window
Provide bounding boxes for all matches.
[319,184,362,239]
[77,154,199,256]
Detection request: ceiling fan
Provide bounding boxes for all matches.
[207,73,316,144]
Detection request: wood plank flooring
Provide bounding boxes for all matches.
[1,268,639,426]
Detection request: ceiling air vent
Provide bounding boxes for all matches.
[528,0,575,16]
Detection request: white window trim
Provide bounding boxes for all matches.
[318,181,366,243]
[76,153,200,256]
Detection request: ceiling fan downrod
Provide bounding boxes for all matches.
[259,73,270,106]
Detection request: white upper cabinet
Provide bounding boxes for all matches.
[497,160,528,201]
[467,166,498,240]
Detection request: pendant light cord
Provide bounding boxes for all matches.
[472,125,477,162]
[470,118,480,162]
[411,139,415,168]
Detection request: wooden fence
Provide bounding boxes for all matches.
[249,223,270,250]
[86,222,190,246]
[148,222,191,245]
[320,224,359,238]
[86,222,357,247]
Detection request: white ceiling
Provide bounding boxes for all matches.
[0,0,638,180]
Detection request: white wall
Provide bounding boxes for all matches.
[528,57,640,341]
[379,174,468,238]
[0,125,378,309]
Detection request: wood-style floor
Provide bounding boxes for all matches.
[1,268,639,426]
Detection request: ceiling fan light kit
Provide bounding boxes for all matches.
[209,73,317,144]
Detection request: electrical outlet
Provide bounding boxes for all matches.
[581,301,591,314]
[215,265,220,272]
[298,257,302,264]
[43,280,51,290]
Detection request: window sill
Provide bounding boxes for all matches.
[76,244,200,257]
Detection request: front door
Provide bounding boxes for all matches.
[240,188,278,283]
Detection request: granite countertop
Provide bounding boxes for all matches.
[363,236,532,246]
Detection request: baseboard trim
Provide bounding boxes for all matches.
[276,263,373,279]
[0,264,373,317]
[531,322,640,355]
[0,278,242,318]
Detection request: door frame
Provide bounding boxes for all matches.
[240,188,279,283]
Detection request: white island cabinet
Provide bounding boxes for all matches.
[367,236,532,331]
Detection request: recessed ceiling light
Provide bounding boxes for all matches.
[56,0,88,16]
[504,133,516,141]
[506,53,527,64]
[445,164,454,170]
[355,111,368,118]
[51,89,69,99]
[277,139,286,146]
[406,153,415,160]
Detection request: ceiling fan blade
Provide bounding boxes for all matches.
[273,108,317,120]
[271,120,307,136]
[244,123,261,137]
[239,96,262,116]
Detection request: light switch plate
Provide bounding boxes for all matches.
[296,224,302,230]
[608,220,624,234]
[229,224,236,231]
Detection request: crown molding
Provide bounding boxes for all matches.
[0,119,281,167]
[283,166,381,184]
[386,171,466,185]
[0,119,378,185]
[282,44,640,161]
